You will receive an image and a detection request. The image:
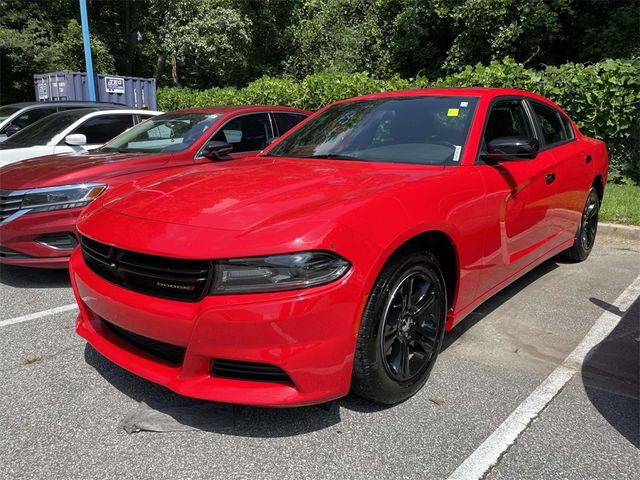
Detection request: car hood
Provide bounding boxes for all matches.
[0,146,54,168]
[0,151,171,190]
[101,157,449,232]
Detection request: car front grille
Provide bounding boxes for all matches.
[80,236,213,301]
[102,319,186,365]
[0,190,24,222]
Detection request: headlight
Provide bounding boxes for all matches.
[210,251,350,294]
[20,184,107,213]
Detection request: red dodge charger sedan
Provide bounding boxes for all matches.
[0,106,308,267]
[69,88,607,406]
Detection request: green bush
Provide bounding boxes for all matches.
[157,58,640,184]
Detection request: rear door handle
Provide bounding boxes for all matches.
[545,173,556,185]
[585,154,592,164]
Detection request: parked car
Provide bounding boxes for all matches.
[0,106,309,267]
[68,88,607,407]
[0,108,162,166]
[0,101,121,142]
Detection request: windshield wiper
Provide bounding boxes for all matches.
[309,153,364,161]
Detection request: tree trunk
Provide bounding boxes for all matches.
[154,53,166,81]
[171,50,179,85]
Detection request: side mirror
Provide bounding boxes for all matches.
[65,133,87,146]
[203,141,233,160]
[5,124,21,137]
[485,136,539,162]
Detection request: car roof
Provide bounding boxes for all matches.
[167,105,310,116]
[336,87,556,105]
[1,101,125,109]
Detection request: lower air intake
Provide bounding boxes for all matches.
[212,359,292,383]
[103,319,186,365]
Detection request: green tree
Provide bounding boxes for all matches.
[0,0,115,103]
[146,0,252,88]
[284,0,392,78]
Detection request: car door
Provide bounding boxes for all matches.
[477,97,560,290]
[207,113,274,159]
[528,100,587,244]
[55,114,136,152]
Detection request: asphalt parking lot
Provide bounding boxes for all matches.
[1,237,638,480]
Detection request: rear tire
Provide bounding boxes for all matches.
[351,249,447,404]
[561,187,600,262]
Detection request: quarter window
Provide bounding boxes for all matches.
[531,102,569,147]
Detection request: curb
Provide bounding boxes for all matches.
[599,222,640,241]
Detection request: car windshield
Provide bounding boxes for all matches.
[0,109,96,148]
[0,106,21,123]
[101,113,221,153]
[266,96,479,165]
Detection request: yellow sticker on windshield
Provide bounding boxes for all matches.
[447,108,459,117]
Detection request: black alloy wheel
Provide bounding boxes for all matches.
[351,249,447,404]
[561,186,600,262]
[380,270,442,382]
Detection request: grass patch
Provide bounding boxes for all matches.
[600,184,640,225]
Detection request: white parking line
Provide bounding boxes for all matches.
[0,303,78,328]
[447,274,640,480]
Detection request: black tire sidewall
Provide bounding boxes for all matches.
[575,187,600,259]
[356,250,447,403]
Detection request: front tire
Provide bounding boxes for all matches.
[561,187,600,262]
[351,249,447,404]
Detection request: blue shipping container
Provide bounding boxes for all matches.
[33,71,157,110]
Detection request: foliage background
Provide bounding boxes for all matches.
[1,0,638,182]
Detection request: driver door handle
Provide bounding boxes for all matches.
[545,173,556,185]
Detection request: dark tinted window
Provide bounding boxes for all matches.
[560,114,575,140]
[0,106,21,123]
[484,99,535,144]
[72,114,134,144]
[274,113,307,136]
[267,96,478,165]
[531,102,568,146]
[211,113,272,153]
[11,108,58,129]
[0,109,97,148]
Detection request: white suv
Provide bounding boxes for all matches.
[0,108,161,167]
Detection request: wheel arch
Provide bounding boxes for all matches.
[375,229,460,313]
[592,174,604,201]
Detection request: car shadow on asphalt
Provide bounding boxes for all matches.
[582,298,639,448]
[84,344,390,437]
[82,258,567,437]
[0,264,70,288]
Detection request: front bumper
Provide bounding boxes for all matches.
[0,209,80,268]
[69,248,363,407]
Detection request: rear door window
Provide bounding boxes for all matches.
[71,114,135,144]
[530,102,570,147]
